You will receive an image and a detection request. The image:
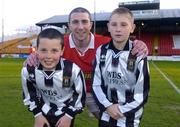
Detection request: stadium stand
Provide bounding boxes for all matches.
[172,35,180,55]
[34,0,180,57]
[1,0,180,58]
[138,33,154,55]
[0,38,26,51]
[158,33,173,56]
[0,35,37,54]
[172,35,180,49]
[156,33,180,56]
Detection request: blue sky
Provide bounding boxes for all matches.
[0,0,180,36]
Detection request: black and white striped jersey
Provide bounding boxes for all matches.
[21,58,86,119]
[92,40,150,127]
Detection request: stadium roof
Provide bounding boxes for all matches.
[36,9,180,27]
[119,0,160,10]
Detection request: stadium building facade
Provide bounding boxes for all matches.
[1,0,180,60]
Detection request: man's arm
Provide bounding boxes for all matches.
[101,35,148,58]
[23,52,38,67]
[132,39,149,58]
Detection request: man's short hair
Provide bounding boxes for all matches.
[69,7,92,22]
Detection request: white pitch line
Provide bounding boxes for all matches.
[152,62,180,94]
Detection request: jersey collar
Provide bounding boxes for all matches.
[108,39,133,52]
[37,60,61,71]
[69,32,95,49]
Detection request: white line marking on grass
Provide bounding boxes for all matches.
[152,62,180,94]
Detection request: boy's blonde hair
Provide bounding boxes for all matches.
[109,7,134,22]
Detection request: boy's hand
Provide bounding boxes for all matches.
[23,52,38,67]
[131,40,148,58]
[56,114,72,127]
[106,104,124,120]
[34,115,50,127]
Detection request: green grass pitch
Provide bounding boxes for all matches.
[0,58,179,127]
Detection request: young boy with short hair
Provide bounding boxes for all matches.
[92,7,150,127]
[21,28,86,127]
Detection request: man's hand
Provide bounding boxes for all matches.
[56,114,72,127]
[23,52,38,67]
[106,104,124,120]
[131,40,148,58]
[34,114,50,127]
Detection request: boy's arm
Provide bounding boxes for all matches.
[65,68,86,119]
[92,47,113,111]
[21,67,42,117]
[118,58,150,117]
[106,104,124,120]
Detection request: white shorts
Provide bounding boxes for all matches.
[86,92,100,113]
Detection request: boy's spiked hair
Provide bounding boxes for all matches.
[109,7,134,22]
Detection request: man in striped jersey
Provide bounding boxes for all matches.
[21,28,86,127]
[92,7,150,127]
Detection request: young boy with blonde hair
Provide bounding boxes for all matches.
[92,7,150,127]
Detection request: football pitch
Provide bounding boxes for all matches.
[0,58,179,127]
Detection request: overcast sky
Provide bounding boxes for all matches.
[0,0,180,36]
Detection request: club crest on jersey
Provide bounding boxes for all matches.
[63,76,71,87]
[29,73,34,78]
[29,73,35,81]
[127,52,137,72]
[100,54,106,67]
[100,54,106,61]
[127,58,136,72]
